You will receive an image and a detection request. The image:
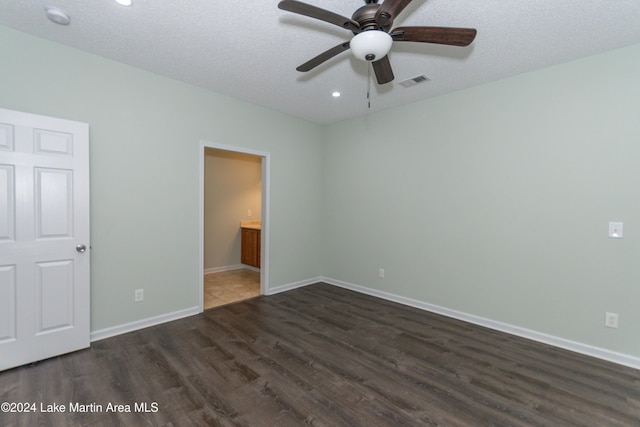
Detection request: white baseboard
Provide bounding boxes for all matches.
[204,264,260,275]
[90,306,200,342]
[266,276,323,296]
[204,264,245,274]
[88,275,640,370]
[88,273,299,342]
[242,265,260,273]
[90,268,265,342]
[321,276,640,370]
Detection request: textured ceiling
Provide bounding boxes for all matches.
[1,0,639,124]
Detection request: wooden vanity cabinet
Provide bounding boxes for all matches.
[241,227,261,268]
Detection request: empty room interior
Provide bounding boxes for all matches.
[1,1,640,425]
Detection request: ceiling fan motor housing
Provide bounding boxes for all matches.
[352,4,392,32]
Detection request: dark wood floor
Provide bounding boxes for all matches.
[2,283,640,426]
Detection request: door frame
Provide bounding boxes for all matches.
[198,141,270,312]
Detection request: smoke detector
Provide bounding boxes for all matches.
[45,6,70,25]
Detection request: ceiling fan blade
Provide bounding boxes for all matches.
[391,26,477,46]
[296,41,351,72]
[372,55,394,84]
[375,0,414,26]
[278,0,359,31]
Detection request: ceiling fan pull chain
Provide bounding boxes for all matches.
[367,66,371,109]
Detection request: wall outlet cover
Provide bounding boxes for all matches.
[605,312,619,328]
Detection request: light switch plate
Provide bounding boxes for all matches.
[608,222,623,238]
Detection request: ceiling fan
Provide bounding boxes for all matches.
[278,0,477,84]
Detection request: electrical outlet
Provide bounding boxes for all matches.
[134,289,144,302]
[248,209,252,217]
[378,268,385,278]
[605,312,618,328]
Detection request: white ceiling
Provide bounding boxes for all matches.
[1,0,639,124]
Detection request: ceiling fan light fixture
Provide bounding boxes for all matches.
[350,30,392,62]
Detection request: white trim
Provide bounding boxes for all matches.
[199,141,271,313]
[204,264,245,274]
[321,277,640,370]
[89,276,640,370]
[260,154,271,297]
[266,277,323,296]
[90,306,200,342]
[204,265,260,275]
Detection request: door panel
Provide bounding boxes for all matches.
[0,165,14,241]
[34,129,73,155]
[36,260,74,333]
[36,168,73,238]
[0,123,14,150]
[0,108,89,371]
[0,265,17,343]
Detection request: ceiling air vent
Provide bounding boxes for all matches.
[399,74,430,88]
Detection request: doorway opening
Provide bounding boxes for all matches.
[198,141,270,311]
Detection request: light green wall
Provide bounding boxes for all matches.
[203,149,262,270]
[0,26,324,331]
[323,43,640,356]
[2,23,640,359]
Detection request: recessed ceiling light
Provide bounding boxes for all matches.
[332,91,341,98]
[45,6,70,25]
[115,0,132,6]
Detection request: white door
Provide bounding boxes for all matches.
[0,108,90,371]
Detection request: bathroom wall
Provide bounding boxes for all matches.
[203,148,262,271]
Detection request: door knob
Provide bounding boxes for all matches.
[76,244,87,253]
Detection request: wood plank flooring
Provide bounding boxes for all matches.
[2,283,640,426]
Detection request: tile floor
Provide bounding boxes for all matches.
[203,269,260,310]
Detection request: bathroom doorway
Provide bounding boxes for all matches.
[199,142,270,311]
